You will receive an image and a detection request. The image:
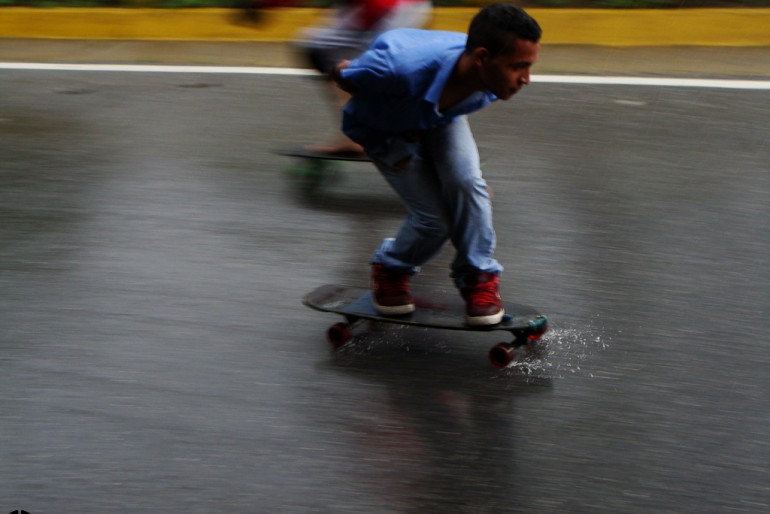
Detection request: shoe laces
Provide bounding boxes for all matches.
[466,274,500,306]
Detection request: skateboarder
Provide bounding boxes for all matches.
[297,0,432,156]
[332,3,542,326]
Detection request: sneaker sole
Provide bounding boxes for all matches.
[466,309,505,326]
[372,300,415,316]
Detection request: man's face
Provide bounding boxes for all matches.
[477,38,539,100]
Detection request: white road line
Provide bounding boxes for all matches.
[534,75,770,90]
[1,62,770,89]
[0,62,317,75]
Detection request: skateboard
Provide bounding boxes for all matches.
[303,284,549,369]
[278,147,371,192]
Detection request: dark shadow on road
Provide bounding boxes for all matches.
[310,329,552,512]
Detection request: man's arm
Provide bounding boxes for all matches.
[331,49,403,96]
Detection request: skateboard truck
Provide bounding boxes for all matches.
[488,315,549,368]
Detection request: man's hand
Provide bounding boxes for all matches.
[332,60,356,94]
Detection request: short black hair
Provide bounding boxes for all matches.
[466,3,542,57]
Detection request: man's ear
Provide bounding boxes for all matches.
[471,47,491,67]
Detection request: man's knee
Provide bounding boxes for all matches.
[413,212,451,240]
[444,172,488,198]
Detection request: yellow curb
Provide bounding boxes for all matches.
[0,7,769,46]
[533,8,770,46]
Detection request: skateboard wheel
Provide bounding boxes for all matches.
[288,165,324,191]
[489,343,516,369]
[326,322,352,348]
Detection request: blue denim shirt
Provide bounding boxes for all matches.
[340,28,498,165]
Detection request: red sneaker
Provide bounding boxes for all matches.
[461,272,505,326]
[371,264,415,315]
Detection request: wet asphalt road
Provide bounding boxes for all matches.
[1,66,769,513]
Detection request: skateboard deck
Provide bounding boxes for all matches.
[277,147,371,162]
[303,284,548,368]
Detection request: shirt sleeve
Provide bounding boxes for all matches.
[340,48,401,95]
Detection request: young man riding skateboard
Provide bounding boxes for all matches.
[332,3,542,326]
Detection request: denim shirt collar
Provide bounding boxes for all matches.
[423,48,498,117]
[424,47,464,107]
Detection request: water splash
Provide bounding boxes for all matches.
[503,315,613,379]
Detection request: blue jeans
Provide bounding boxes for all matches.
[369,116,503,288]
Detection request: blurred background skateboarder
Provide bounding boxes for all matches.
[296,0,432,156]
